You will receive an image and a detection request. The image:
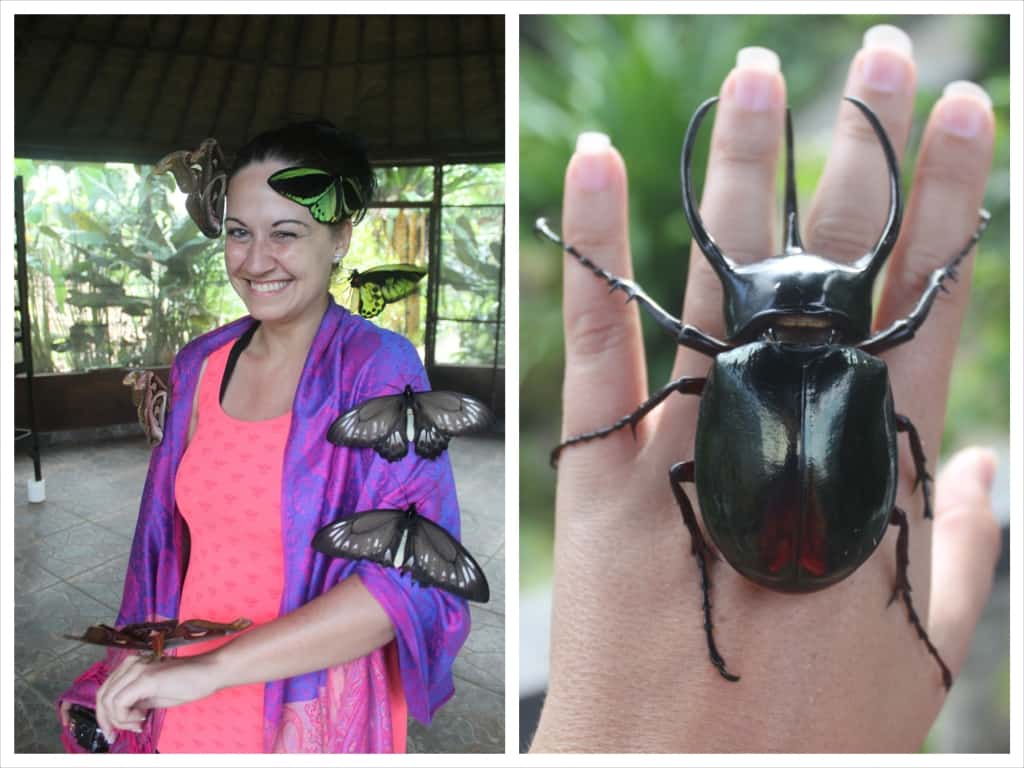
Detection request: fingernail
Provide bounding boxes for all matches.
[575,131,610,154]
[733,47,780,112]
[863,24,913,57]
[943,80,992,107]
[861,25,912,93]
[938,81,992,138]
[736,46,780,73]
[572,132,612,191]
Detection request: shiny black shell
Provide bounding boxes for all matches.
[720,254,876,343]
[694,342,897,592]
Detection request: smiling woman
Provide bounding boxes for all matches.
[55,122,471,754]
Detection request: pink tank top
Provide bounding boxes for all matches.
[158,341,290,753]
[157,339,408,753]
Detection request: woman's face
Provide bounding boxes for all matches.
[224,160,351,326]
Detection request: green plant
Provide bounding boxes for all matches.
[15,158,240,372]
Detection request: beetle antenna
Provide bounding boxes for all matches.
[681,97,737,281]
[783,107,804,254]
[845,96,903,278]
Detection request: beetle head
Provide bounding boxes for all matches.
[681,96,902,344]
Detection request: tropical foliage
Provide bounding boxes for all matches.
[14,160,505,372]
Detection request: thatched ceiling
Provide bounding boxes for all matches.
[14,14,504,166]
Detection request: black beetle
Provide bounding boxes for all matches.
[536,95,990,689]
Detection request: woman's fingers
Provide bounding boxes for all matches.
[678,47,786,330]
[664,48,785,425]
[804,25,917,263]
[96,655,149,736]
[559,135,649,467]
[874,82,995,453]
[928,447,1002,677]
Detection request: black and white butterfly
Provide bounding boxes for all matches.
[327,385,493,461]
[313,504,489,602]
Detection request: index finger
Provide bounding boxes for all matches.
[559,134,648,470]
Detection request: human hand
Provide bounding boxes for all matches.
[94,653,219,741]
[532,26,999,753]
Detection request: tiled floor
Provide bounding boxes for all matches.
[13,431,505,754]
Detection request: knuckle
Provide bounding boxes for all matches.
[710,124,779,167]
[839,108,896,152]
[913,158,976,195]
[565,303,632,361]
[806,210,885,261]
[562,235,625,265]
[895,218,980,302]
[892,246,945,299]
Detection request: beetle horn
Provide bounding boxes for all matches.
[681,97,737,281]
[845,96,903,277]
[783,107,804,254]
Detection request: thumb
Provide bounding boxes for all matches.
[928,446,1002,678]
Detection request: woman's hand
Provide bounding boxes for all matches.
[532,26,1000,753]
[88,576,393,742]
[94,654,219,739]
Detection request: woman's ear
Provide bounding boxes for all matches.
[332,220,354,264]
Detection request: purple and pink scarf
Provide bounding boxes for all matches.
[57,298,471,752]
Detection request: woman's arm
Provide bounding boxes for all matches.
[211,573,395,686]
[94,575,394,737]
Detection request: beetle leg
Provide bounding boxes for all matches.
[669,461,740,682]
[551,377,705,467]
[535,218,732,357]
[888,506,953,690]
[895,414,934,519]
[858,210,990,355]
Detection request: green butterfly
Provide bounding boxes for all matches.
[346,263,428,318]
[266,167,365,224]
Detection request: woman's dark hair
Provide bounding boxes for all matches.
[229,120,377,225]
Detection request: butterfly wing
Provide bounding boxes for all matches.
[69,624,155,651]
[154,139,226,237]
[68,619,177,652]
[267,167,338,224]
[313,509,407,567]
[69,618,250,654]
[357,263,428,303]
[351,264,427,317]
[148,388,168,446]
[163,618,252,648]
[358,282,386,318]
[327,392,409,461]
[412,391,494,459]
[405,513,490,602]
[308,179,340,224]
[413,421,450,459]
[339,177,366,221]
